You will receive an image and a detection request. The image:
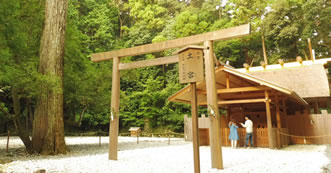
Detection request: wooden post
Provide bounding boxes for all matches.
[308,38,314,62]
[191,83,200,173]
[282,99,288,128]
[275,94,282,147]
[6,130,10,152]
[99,133,101,147]
[225,107,231,146]
[275,95,282,128]
[109,57,120,160]
[203,40,223,169]
[281,99,288,145]
[262,35,268,65]
[265,91,275,148]
[226,73,230,89]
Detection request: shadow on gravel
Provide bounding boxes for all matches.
[322,145,331,173]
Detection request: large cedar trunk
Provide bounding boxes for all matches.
[32,0,68,155]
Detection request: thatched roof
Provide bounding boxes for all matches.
[246,64,329,98]
[168,65,307,107]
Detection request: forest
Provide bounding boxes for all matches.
[0,0,330,153]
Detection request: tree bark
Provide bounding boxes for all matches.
[32,0,68,155]
[11,88,32,152]
[243,48,251,64]
[77,106,87,127]
[0,89,32,152]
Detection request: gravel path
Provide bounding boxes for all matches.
[0,137,329,173]
[322,145,331,173]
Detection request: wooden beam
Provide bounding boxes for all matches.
[262,35,268,65]
[265,91,275,149]
[220,99,267,105]
[216,82,227,88]
[308,38,314,61]
[203,40,223,169]
[218,86,269,93]
[199,98,267,106]
[200,86,269,95]
[220,92,265,99]
[109,57,120,160]
[275,95,282,128]
[119,55,179,70]
[196,89,206,95]
[91,24,250,62]
[226,73,230,89]
[228,73,254,87]
[173,99,191,104]
[275,94,281,148]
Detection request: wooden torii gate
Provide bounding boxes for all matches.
[91,24,250,170]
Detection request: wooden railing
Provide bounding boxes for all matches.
[219,128,289,148]
[274,128,290,148]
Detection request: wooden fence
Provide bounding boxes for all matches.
[198,128,289,148]
[286,111,331,144]
[220,128,289,148]
[184,114,290,148]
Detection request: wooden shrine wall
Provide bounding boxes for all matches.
[286,110,331,144]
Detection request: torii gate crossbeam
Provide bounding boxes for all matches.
[92,24,250,62]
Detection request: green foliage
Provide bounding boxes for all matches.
[78,0,119,53]
[1,0,330,134]
[301,0,331,57]
[262,0,331,60]
[119,64,189,132]
[0,0,44,119]
[63,0,113,130]
[80,112,109,131]
[172,8,213,38]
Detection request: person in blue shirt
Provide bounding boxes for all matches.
[228,120,239,148]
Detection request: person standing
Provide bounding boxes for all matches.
[241,116,253,148]
[228,121,239,148]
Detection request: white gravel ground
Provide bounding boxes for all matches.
[0,136,330,173]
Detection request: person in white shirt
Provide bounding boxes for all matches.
[240,116,253,148]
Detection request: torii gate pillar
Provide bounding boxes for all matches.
[204,40,223,169]
[109,57,120,160]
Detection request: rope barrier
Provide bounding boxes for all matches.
[277,130,331,139]
[0,131,184,137]
[65,131,109,136]
[168,131,185,136]
[118,131,184,138]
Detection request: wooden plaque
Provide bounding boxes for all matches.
[178,48,204,83]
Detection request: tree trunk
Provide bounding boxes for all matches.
[243,48,251,64]
[27,98,34,130]
[0,89,32,151]
[11,88,32,152]
[32,0,68,155]
[144,118,150,132]
[77,106,87,127]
